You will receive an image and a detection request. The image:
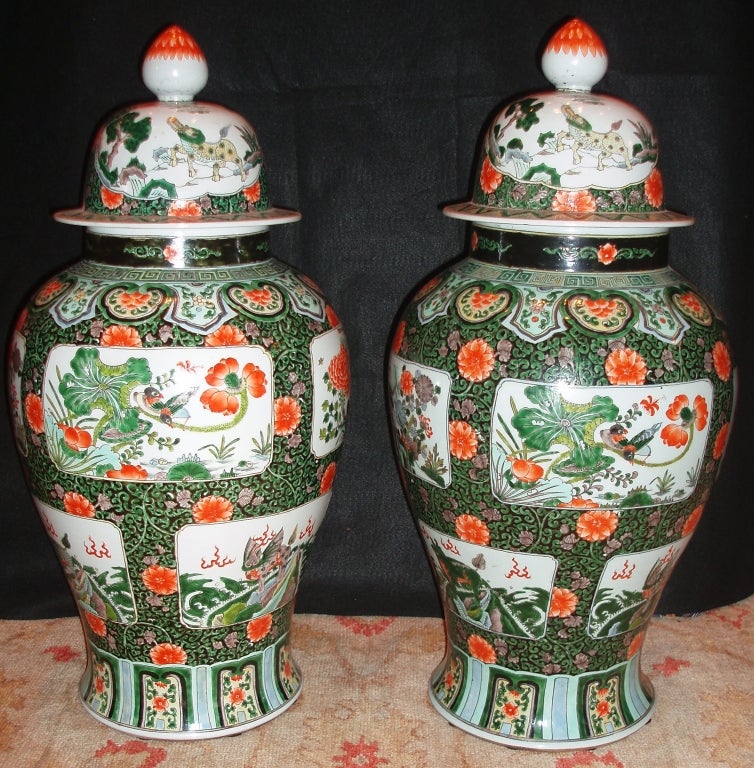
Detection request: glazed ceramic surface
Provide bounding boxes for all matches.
[387,19,736,750]
[7,26,349,740]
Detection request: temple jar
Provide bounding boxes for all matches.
[7,26,349,739]
[387,19,736,749]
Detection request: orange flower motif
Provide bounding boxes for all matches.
[152,696,169,711]
[24,392,45,433]
[328,344,351,395]
[508,457,544,483]
[116,290,152,310]
[640,395,660,415]
[391,320,406,353]
[584,297,617,318]
[713,422,730,460]
[63,491,96,518]
[660,393,709,448]
[37,279,66,303]
[551,189,597,213]
[678,292,703,314]
[471,291,501,309]
[83,611,107,637]
[100,187,123,210]
[604,347,647,385]
[274,396,302,436]
[106,464,148,480]
[205,324,247,347]
[320,462,337,494]
[682,504,704,537]
[597,242,618,265]
[167,200,202,217]
[200,357,268,415]
[504,702,519,718]
[479,156,503,194]
[470,231,479,251]
[192,495,233,523]
[150,643,187,665]
[100,324,142,347]
[449,420,478,460]
[399,369,414,396]
[457,338,495,382]
[548,587,579,618]
[245,287,272,305]
[644,168,664,208]
[660,423,689,449]
[467,634,497,664]
[711,340,731,381]
[142,564,178,595]
[455,514,490,545]
[229,688,245,705]
[558,497,599,510]
[246,613,273,642]
[243,181,262,204]
[575,509,619,542]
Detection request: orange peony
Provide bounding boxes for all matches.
[142,564,178,595]
[24,393,45,433]
[644,168,664,208]
[320,462,337,494]
[449,420,478,460]
[467,634,497,664]
[479,156,503,194]
[604,348,647,385]
[575,509,619,542]
[274,396,302,436]
[455,514,490,545]
[548,587,579,618]
[328,344,350,395]
[711,341,731,381]
[246,613,273,642]
[149,643,187,665]
[100,324,142,347]
[192,495,233,523]
[63,491,96,518]
[457,338,495,382]
[205,324,247,347]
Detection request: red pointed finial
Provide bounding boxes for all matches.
[141,25,208,101]
[542,19,608,92]
[145,25,205,62]
[545,19,606,58]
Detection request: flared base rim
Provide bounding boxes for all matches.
[79,684,302,741]
[427,681,656,751]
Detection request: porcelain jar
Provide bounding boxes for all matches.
[387,19,736,750]
[7,26,349,739]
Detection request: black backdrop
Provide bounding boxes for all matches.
[2,1,751,620]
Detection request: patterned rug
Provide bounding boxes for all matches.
[1,595,752,767]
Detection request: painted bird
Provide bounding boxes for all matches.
[600,422,661,464]
[133,386,197,427]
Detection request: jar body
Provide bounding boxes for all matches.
[8,231,349,739]
[387,226,735,749]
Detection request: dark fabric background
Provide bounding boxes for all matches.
[2,1,751,619]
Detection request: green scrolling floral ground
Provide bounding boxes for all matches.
[1,596,751,767]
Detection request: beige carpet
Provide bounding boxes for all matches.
[1,595,752,767]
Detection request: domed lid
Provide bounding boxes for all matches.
[55,25,300,235]
[444,19,693,234]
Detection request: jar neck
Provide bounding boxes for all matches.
[467,226,669,271]
[83,230,271,267]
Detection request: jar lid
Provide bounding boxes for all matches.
[55,25,300,235]
[444,19,693,234]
